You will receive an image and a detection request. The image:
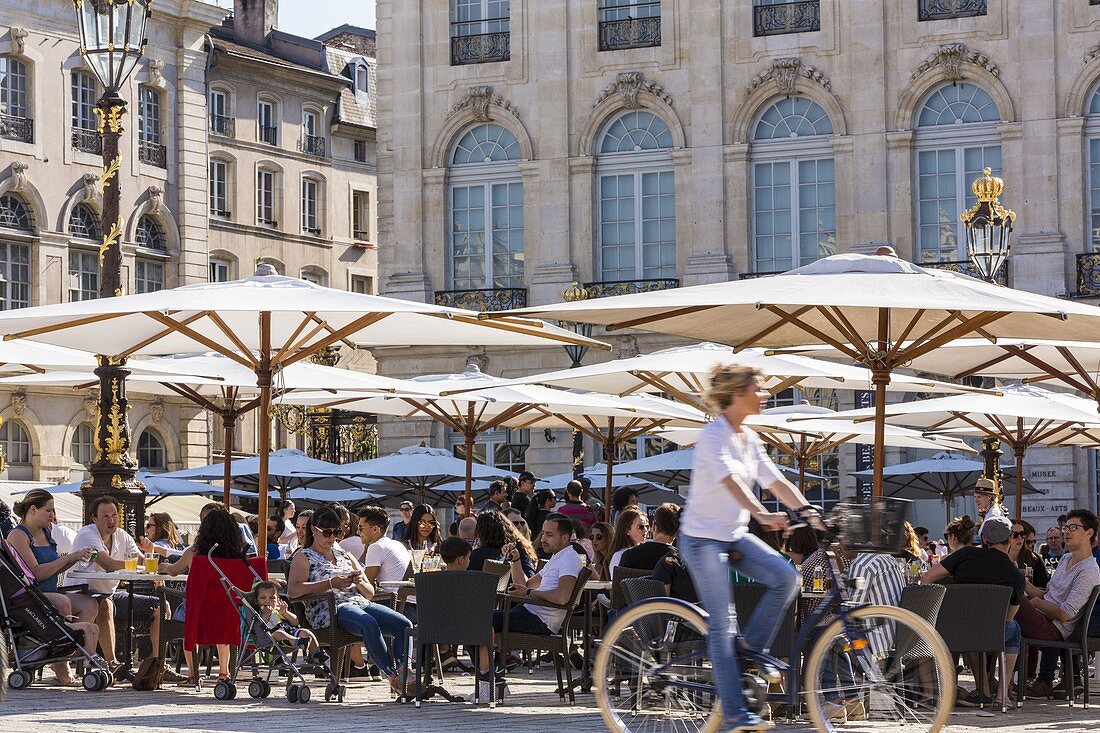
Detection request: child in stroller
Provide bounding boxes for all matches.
[251,581,327,667]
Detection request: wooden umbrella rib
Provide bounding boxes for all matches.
[207,312,259,365]
[143,312,256,368]
[4,311,130,342]
[884,310,927,362]
[480,402,536,432]
[162,381,222,414]
[272,313,317,365]
[278,319,331,364]
[119,311,212,360]
[442,312,611,350]
[633,372,709,411]
[281,312,393,368]
[308,313,357,351]
[955,347,1026,381]
[820,306,868,352]
[899,311,1009,364]
[1030,420,1078,446]
[758,306,862,361]
[400,397,463,432]
[1054,346,1100,394]
[604,305,721,334]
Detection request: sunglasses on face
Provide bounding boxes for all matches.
[418,519,437,527]
[591,533,604,541]
[1011,531,1027,538]
[314,527,340,538]
[1024,539,1036,545]
[513,520,527,526]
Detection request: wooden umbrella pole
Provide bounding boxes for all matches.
[464,430,476,516]
[797,435,807,494]
[871,368,890,500]
[1015,443,1025,519]
[605,416,616,523]
[256,312,272,559]
[222,408,234,509]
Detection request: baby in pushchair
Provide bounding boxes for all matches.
[250,581,327,667]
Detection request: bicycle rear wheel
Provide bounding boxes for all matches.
[804,604,955,732]
[593,599,723,733]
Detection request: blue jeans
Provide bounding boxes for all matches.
[336,602,412,678]
[680,533,800,721]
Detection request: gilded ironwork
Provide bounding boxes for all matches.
[98,154,121,193]
[433,287,528,312]
[1076,252,1100,297]
[138,140,167,168]
[598,2,662,52]
[0,114,34,144]
[582,278,679,299]
[752,0,820,37]
[99,216,124,263]
[961,167,1016,229]
[918,0,987,22]
[924,258,1008,286]
[93,103,127,134]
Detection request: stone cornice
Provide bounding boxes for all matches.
[746,57,832,97]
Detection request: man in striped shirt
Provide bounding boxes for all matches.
[847,552,905,657]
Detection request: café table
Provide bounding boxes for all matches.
[70,568,185,669]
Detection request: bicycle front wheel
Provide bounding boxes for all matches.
[593,599,724,733]
[804,604,955,732]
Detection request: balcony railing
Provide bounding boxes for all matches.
[210,114,234,137]
[739,270,783,280]
[71,127,102,154]
[259,125,278,145]
[753,0,821,37]
[450,25,510,65]
[0,114,33,143]
[211,208,232,219]
[582,278,679,299]
[298,135,327,157]
[917,0,987,21]
[1076,253,1100,298]
[923,258,1008,285]
[302,225,322,236]
[353,230,371,241]
[598,2,662,51]
[435,287,528,312]
[139,140,167,168]
[258,217,278,227]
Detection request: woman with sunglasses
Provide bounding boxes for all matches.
[402,504,442,553]
[288,505,412,696]
[1009,518,1049,589]
[589,521,614,581]
[606,507,649,578]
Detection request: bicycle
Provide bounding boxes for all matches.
[593,498,955,732]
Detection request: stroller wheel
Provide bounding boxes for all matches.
[7,670,31,690]
[337,684,346,703]
[324,682,336,702]
[297,685,311,703]
[287,684,300,704]
[81,670,107,692]
[247,680,265,699]
[261,680,272,698]
[214,680,236,701]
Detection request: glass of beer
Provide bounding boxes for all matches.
[124,553,139,572]
[144,554,159,574]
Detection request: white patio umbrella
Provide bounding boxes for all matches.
[477,342,988,412]
[289,365,706,516]
[21,468,254,504]
[822,384,1100,516]
[0,353,411,507]
[0,266,606,555]
[159,448,385,496]
[488,252,1100,496]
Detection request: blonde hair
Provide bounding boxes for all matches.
[704,364,762,412]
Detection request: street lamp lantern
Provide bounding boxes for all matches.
[961,167,1016,283]
[74,0,151,95]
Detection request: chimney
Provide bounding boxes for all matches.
[234,0,279,47]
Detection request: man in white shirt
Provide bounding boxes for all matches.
[357,507,412,583]
[71,496,169,677]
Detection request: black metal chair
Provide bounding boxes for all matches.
[733,582,797,659]
[1018,585,1100,710]
[498,566,593,704]
[610,567,652,611]
[935,583,1012,712]
[402,570,499,707]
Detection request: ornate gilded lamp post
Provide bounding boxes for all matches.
[962,167,1016,284]
[73,0,152,533]
[562,283,593,478]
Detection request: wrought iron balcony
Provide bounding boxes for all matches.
[302,225,322,236]
[598,2,662,51]
[353,230,371,241]
[298,135,327,157]
[0,114,33,143]
[259,125,278,145]
[753,0,820,37]
[739,270,784,280]
[210,114,234,137]
[1075,252,1100,298]
[450,25,510,65]
[139,141,167,168]
[71,127,102,154]
[434,287,528,312]
[582,278,679,299]
[258,217,278,227]
[917,0,987,21]
[923,258,1008,285]
[211,208,232,219]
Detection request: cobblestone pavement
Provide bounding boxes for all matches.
[4,669,1100,732]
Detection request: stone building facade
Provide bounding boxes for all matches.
[375,0,1100,528]
[0,0,379,482]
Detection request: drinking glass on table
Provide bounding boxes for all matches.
[411,549,426,572]
[124,552,139,572]
[144,554,159,574]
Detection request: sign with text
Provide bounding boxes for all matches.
[855,390,874,500]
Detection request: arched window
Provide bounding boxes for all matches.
[0,420,32,479]
[751,98,836,273]
[914,82,1002,263]
[596,111,676,282]
[0,193,33,231]
[0,193,33,310]
[137,429,166,472]
[135,214,166,250]
[354,62,370,96]
[68,203,101,240]
[71,422,96,467]
[1086,84,1100,251]
[447,123,524,291]
[300,266,328,286]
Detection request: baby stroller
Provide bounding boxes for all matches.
[205,545,342,704]
[0,540,111,692]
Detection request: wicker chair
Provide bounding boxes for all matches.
[483,559,512,590]
[1018,585,1100,710]
[895,584,947,677]
[610,567,652,611]
[732,582,797,659]
[935,583,1012,712]
[403,570,500,707]
[498,566,593,704]
[288,592,362,685]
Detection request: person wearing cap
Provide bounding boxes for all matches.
[972,477,1007,523]
[511,471,538,517]
[392,501,414,541]
[922,515,1024,706]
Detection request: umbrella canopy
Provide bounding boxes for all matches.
[850,452,1043,526]
[285,487,385,506]
[158,448,378,495]
[488,252,1100,496]
[33,469,251,504]
[824,384,1100,516]
[540,467,683,506]
[479,342,988,411]
[296,444,515,506]
[605,448,817,491]
[0,266,606,555]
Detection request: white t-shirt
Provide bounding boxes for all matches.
[363,536,413,584]
[280,520,297,545]
[608,547,628,577]
[681,417,784,541]
[341,535,367,564]
[70,524,140,595]
[526,546,583,633]
[51,523,77,554]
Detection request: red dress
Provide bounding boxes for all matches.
[183,555,267,650]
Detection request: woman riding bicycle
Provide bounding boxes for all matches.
[680,364,819,733]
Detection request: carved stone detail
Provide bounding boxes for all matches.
[84,390,100,422]
[1086,44,1100,65]
[911,42,999,82]
[11,27,28,54]
[446,85,520,122]
[82,173,99,202]
[147,59,165,88]
[148,185,165,212]
[746,57,832,97]
[150,398,164,425]
[10,390,26,418]
[465,353,489,372]
[593,71,673,110]
[9,161,29,193]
